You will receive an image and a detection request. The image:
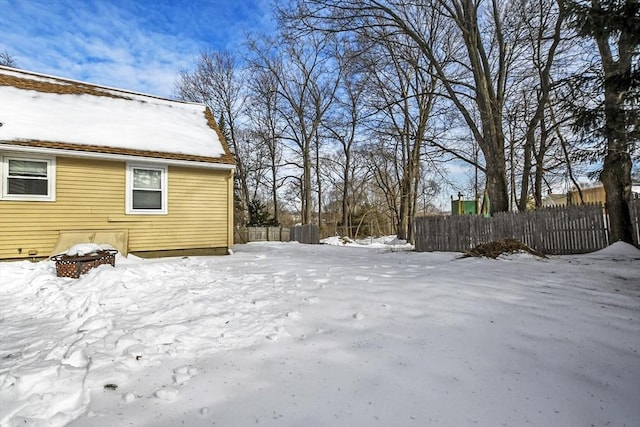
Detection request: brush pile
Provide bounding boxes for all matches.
[463,238,546,259]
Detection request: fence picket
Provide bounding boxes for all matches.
[414,203,613,254]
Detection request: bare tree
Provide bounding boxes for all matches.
[283,0,520,213]
[363,139,402,233]
[0,51,17,67]
[247,31,340,225]
[174,50,250,223]
[363,27,439,240]
[507,0,566,209]
[320,42,371,237]
[245,67,284,224]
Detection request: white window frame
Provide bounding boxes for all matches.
[0,155,56,201]
[126,163,168,215]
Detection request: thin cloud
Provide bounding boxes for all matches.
[0,0,275,97]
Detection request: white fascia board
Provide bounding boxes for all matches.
[0,143,235,171]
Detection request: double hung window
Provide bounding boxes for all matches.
[1,156,55,200]
[126,164,167,214]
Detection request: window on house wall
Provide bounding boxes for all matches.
[126,164,167,214]
[0,155,56,201]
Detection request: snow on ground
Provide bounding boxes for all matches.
[0,240,639,426]
[321,235,413,250]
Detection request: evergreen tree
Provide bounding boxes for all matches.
[565,0,639,243]
[247,199,278,227]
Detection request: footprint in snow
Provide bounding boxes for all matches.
[123,392,137,403]
[173,366,198,385]
[353,312,365,320]
[267,326,288,341]
[77,317,113,333]
[305,296,320,304]
[154,387,180,401]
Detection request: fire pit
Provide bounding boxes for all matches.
[51,249,117,278]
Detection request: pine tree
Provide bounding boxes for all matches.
[565,0,639,243]
[247,199,278,227]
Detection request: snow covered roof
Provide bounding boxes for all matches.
[0,66,234,166]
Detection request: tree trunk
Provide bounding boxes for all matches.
[592,0,634,243]
[484,158,510,214]
[397,174,410,241]
[457,0,510,213]
[271,153,279,225]
[316,134,322,232]
[518,132,534,211]
[341,152,351,237]
[302,147,313,224]
[533,117,550,208]
[601,78,633,242]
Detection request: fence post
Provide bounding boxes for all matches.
[630,195,640,247]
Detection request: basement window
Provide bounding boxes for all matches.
[0,156,56,201]
[126,164,168,214]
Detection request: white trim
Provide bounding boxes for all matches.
[126,163,168,215]
[0,144,235,171]
[0,154,56,201]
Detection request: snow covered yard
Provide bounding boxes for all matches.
[0,240,638,426]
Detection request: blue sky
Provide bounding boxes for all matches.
[0,0,276,97]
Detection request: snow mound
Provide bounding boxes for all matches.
[64,243,117,256]
[591,241,640,256]
[321,236,349,246]
[321,235,413,251]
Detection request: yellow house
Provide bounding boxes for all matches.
[567,184,606,205]
[0,66,235,260]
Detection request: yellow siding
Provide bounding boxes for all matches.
[568,186,606,205]
[0,156,232,259]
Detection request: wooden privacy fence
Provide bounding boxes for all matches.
[289,224,320,244]
[415,203,610,255]
[241,227,289,242]
[236,225,319,245]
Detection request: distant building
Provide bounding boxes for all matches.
[451,192,490,217]
[568,184,606,205]
[542,181,640,208]
[541,192,567,207]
